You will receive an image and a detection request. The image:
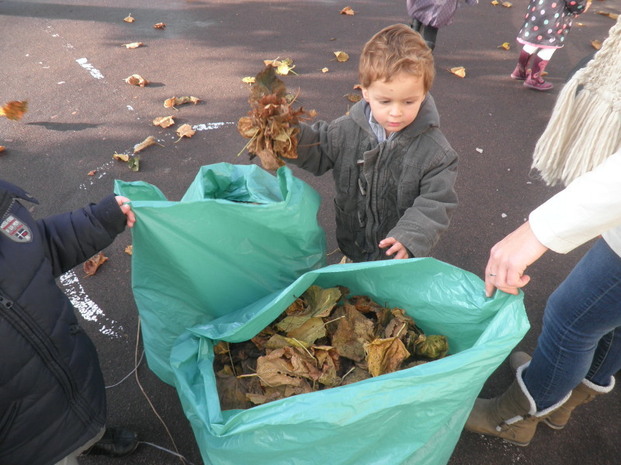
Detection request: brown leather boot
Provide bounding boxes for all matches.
[511,50,532,80]
[524,56,553,91]
[465,364,570,446]
[509,351,615,430]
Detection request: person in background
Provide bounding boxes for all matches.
[290,24,458,263]
[406,0,478,51]
[0,179,138,465]
[510,0,591,91]
[465,17,621,447]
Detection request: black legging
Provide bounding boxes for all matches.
[410,19,438,51]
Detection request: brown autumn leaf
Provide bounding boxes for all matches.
[344,93,362,103]
[122,42,144,49]
[0,146,6,153]
[0,101,28,121]
[87,170,97,176]
[123,13,135,23]
[596,11,619,20]
[83,252,108,277]
[591,40,602,50]
[237,65,316,170]
[340,6,355,15]
[153,115,175,128]
[133,135,160,153]
[164,96,202,108]
[331,303,375,362]
[153,22,166,29]
[365,337,411,377]
[124,245,133,255]
[501,1,512,6]
[125,74,149,87]
[175,123,196,142]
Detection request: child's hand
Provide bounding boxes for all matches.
[378,237,410,259]
[115,196,136,228]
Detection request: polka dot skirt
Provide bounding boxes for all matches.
[517,0,586,48]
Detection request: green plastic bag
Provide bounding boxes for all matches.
[170,258,529,465]
[115,163,326,385]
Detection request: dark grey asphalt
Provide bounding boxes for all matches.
[1,0,620,464]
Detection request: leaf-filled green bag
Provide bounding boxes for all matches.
[115,163,326,384]
[170,258,529,465]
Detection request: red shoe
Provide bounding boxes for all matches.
[511,50,532,80]
[524,56,553,91]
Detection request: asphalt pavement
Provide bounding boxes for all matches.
[1,0,620,464]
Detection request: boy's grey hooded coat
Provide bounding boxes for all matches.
[292,95,458,262]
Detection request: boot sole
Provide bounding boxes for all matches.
[524,82,554,91]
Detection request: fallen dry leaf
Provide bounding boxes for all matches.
[87,170,97,176]
[499,42,511,50]
[365,337,411,377]
[124,13,135,23]
[242,76,256,84]
[175,123,196,141]
[596,11,619,20]
[125,245,133,255]
[334,51,350,62]
[0,146,5,153]
[122,42,144,49]
[153,115,175,128]
[321,67,329,73]
[264,58,297,76]
[125,74,149,87]
[133,135,160,153]
[113,153,130,162]
[450,66,466,78]
[84,252,108,277]
[501,1,512,6]
[591,40,602,50]
[153,22,166,29]
[344,93,362,103]
[164,96,202,108]
[491,0,499,4]
[0,101,28,121]
[340,6,355,15]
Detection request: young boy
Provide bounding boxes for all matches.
[0,179,138,465]
[291,23,458,262]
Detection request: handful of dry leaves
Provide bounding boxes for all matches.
[214,285,449,410]
[237,66,316,171]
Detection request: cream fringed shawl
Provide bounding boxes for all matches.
[531,17,621,187]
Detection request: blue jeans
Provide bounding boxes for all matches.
[523,239,621,410]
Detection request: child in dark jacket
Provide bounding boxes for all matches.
[0,179,137,465]
[291,24,458,262]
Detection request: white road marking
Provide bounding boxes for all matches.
[75,57,104,80]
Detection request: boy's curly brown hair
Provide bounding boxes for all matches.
[359,24,435,93]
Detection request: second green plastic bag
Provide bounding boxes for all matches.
[171,258,529,465]
[115,164,326,385]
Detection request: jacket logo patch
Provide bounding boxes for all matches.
[1,214,33,243]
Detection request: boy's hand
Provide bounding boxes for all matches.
[115,196,136,228]
[379,237,410,259]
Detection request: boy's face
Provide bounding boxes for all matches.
[362,72,426,136]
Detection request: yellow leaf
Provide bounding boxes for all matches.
[499,42,511,50]
[501,1,512,7]
[242,76,256,84]
[340,6,355,15]
[321,67,329,73]
[491,0,499,4]
[449,66,466,78]
[122,42,144,49]
[596,11,619,20]
[113,152,130,162]
[153,115,175,128]
[124,245,133,255]
[125,74,149,87]
[591,39,602,50]
[334,51,349,62]
[123,13,135,23]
